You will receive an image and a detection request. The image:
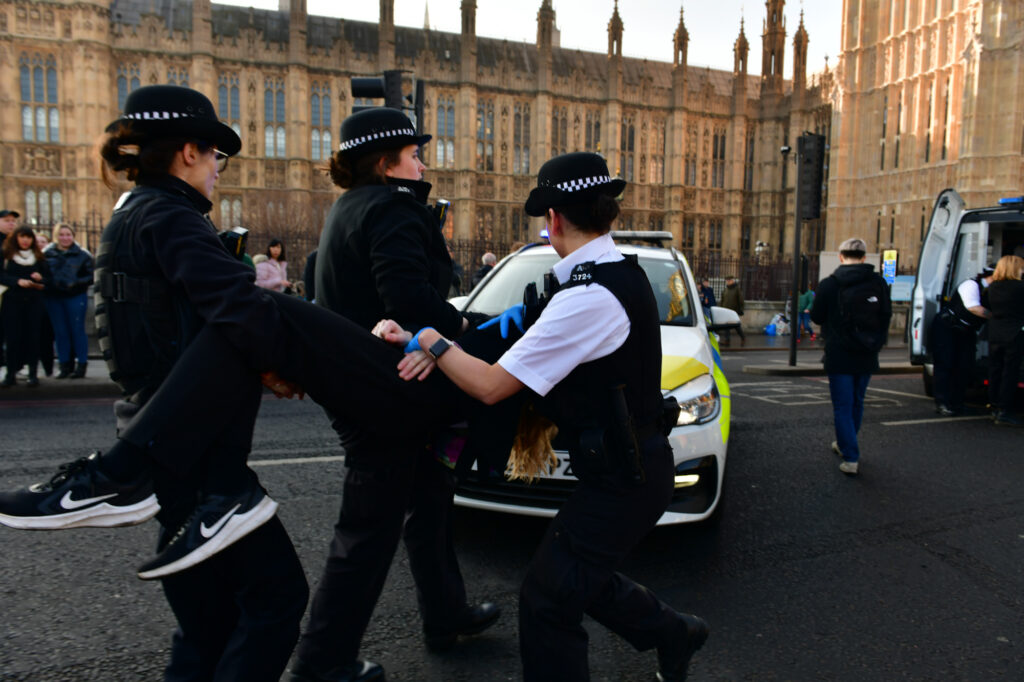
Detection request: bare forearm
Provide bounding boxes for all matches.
[415,329,523,404]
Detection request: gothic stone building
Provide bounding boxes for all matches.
[829,0,1024,269]
[1,0,831,261]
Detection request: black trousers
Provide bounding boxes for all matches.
[519,436,684,681]
[930,314,977,411]
[113,328,309,682]
[988,334,1024,412]
[2,292,44,376]
[295,445,467,668]
[118,291,455,476]
[162,517,308,682]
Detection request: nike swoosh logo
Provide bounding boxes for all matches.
[200,504,241,539]
[60,490,118,510]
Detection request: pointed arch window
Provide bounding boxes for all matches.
[20,54,59,142]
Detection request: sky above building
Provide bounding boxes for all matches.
[219,1,842,76]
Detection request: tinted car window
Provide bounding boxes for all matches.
[466,250,694,326]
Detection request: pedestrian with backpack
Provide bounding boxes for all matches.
[810,238,892,475]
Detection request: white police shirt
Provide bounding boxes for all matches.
[957,277,987,309]
[497,233,631,397]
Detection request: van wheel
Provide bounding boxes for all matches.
[922,367,934,397]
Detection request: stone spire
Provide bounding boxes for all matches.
[761,0,786,94]
[793,9,808,93]
[734,17,749,76]
[537,0,555,50]
[673,6,688,68]
[461,0,477,81]
[608,0,623,59]
[424,1,430,30]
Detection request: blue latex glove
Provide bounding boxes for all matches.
[478,303,526,339]
[404,327,435,354]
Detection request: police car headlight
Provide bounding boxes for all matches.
[668,374,720,426]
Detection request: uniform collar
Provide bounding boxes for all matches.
[137,173,214,215]
[551,233,617,285]
[386,177,432,204]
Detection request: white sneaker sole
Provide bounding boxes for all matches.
[0,494,160,530]
[137,496,278,580]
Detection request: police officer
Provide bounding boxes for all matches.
[388,153,709,681]
[291,108,499,682]
[930,264,993,415]
[0,85,309,680]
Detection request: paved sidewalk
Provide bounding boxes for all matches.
[728,332,918,376]
[0,358,122,401]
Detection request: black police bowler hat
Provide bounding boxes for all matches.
[106,85,241,156]
[524,152,626,217]
[0,209,20,218]
[338,108,431,160]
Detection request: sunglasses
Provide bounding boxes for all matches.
[213,149,230,172]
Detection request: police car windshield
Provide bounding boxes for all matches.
[465,250,695,326]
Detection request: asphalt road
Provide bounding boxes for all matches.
[1,349,1021,680]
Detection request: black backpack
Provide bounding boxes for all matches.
[837,276,887,352]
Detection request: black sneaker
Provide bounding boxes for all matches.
[136,485,278,580]
[0,452,158,530]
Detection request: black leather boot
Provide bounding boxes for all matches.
[71,362,87,379]
[56,362,73,379]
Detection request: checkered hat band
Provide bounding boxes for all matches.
[339,127,417,151]
[125,111,197,120]
[554,175,613,192]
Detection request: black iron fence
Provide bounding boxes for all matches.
[24,219,880,303]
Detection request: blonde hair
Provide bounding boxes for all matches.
[505,403,559,482]
[991,254,1024,282]
[51,222,74,243]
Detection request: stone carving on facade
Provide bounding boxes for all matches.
[265,160,286,188]
[21,147,61,177]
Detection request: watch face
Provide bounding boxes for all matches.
[429,337,451,359]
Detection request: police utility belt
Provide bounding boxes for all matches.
[571,389,680,487]
[98,270,167,304]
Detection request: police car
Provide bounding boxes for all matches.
[450,231,738,525]
[911,190,1024,394]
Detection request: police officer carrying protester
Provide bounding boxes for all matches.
[291,108,499,682]
[0,85,312,680]
[930,264,993,416]
[384,152,709,681]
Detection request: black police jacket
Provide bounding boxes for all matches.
[94,174,280,394]
[315,179,463,337]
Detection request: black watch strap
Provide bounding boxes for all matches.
[428,337,453,360]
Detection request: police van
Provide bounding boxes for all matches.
[910,189,1024,395]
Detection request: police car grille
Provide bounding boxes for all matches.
[456,474,577,509]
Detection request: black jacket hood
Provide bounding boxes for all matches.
[832,263,877,286]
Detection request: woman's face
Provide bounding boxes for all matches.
[269,244,282,260]
[56,228,74,249]
[384,145,425,182]
[16,233,34,250]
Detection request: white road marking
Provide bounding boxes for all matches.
[882,416,992,426]
[250,455,345,467]
[865,387,933,401]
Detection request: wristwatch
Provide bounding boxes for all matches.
[427,337,454,360]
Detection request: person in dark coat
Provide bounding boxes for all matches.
[0,209,20,369]
[810,238,892,475]
[292,107,499,682]
[1,226,51,387]
[985,254,1024,426]
[302,248,317,302]
[43,223,94,379]
[0,86,309,681]
[930,264,993,415]
[718,275,745,345]
[471,252,496,288]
